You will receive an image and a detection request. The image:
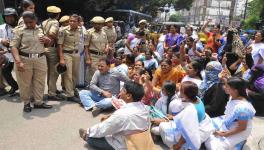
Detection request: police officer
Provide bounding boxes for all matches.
[135,19,150,41]
[103,17,117,46]
[57,14,89,103]
[59,16,70,27]
[11,11,52,112]
[58,15,70,92]
[42,6,62,100]
[103,17,117,63]
[0,8,19,96]
[86,16,108,83]
[17,0,35,26]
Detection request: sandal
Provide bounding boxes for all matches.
[79,128,88,141]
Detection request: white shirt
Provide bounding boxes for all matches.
[186,44,203,61]
[181,75,202,87]
[88,102,150,150]
[124,37,140,55]
[158,34,166,43]
[144,58,159,70]
[155,94,183,115]
[114,64,128,76]
[251,43,264,65]
[0,24,14,62]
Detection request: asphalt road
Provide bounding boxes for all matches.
[0,81,263,150]
[0,94,167,150]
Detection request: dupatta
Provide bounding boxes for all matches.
[174,103,201,150]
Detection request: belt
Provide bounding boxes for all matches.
[63,50,78,54]
[89,49,103,55]
[19,51,45,58]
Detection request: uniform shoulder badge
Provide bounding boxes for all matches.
[13,25,25,33]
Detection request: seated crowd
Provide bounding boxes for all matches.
[77,20,264,150]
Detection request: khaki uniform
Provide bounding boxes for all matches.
[42,18,60,96]
[11,26,47,105]
[58,26,87,97]
[86,28,108,83]
[102,26,117,64]
[17,17,24,26]
[102,26,117,44]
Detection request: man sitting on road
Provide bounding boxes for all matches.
[79,57,129,116]
[79,81,150,150]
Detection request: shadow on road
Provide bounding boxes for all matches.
[83,143,98,150]
[22,101,69,120]
[1,94,21,103]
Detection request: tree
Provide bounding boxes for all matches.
[229,0,236,24]
[243,0,264,29]
[169,13,181,22]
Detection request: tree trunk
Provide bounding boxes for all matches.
[229,0,236,24]
[202,0,207,24]
[0,0,5,11]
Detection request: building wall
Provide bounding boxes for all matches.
[179,0,234,26]
[234,0,246,17]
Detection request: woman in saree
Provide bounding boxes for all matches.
[205,77,256,150]
[160,81,213,149]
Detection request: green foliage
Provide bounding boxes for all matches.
[243,0,264,29]
[0,14,3,25]
[169,13,181,22]
[244,15,260,29]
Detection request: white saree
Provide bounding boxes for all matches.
[160,103,214,149]
[205,100,256,150]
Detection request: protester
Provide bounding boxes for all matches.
[205,77,256,150]
[131,68,158,105]
[201,19,222,53]
[162,81,207,149]
[199,61,229,117]
[113,55,128,76]
[185,37,203,61]
[247,64,264,116]
[143,50,159,79]
[79,81,151,150]
[151,81,184,137]
[164,25,184,53]
[79,57,129,116]
[181,61,203,87]
[152,59,185,93]
[157,27,168,57]
[250,30,264,65]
